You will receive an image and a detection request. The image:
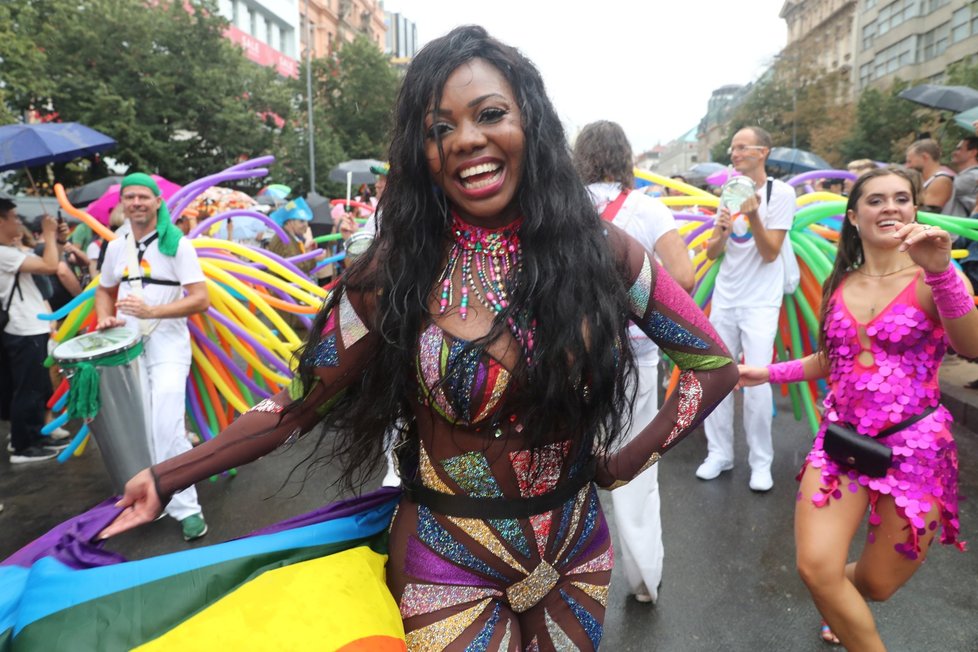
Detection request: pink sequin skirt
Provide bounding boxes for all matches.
[799,406,964,560]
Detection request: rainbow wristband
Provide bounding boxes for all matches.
[924,267,974,320]
[767,359,805,384]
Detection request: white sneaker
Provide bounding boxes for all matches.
[49,426,71,440]
[749,468,774,492]
[695,457,733,480]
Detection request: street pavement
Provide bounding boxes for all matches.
[2,374,977,651]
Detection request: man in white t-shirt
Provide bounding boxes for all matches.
[699,126,795,492]
[95,174,210,541]
[575,120,695,605]
[0,202,68,463]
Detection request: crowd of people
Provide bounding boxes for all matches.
[3,24,978,652]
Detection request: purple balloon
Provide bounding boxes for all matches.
[189,209,289,244]
[167,155,273,209]
[189,321,270,399]
[169,169,268,221]
[205,307,293,375]
[787,169,857,186]
[185,376,215,442]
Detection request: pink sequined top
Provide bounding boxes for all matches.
[809,272,963,558]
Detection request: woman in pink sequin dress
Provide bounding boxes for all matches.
[739,167,978,650]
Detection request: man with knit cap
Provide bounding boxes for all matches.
[95,173,210,541]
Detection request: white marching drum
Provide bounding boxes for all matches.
[54,328,153,494]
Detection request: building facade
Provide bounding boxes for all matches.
[696,84,751,165]
[657,128,701,177]
[855,0,978,90]
[385,12,418,59]
[217,0,300,77]
[300,0,387,60]
[779,0,857,101]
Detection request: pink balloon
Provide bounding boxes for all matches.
[86,175,183,225]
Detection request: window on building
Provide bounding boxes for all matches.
[951,7,970,43]
[871,35,916,79]
[860,62,873,88]
[918,22,950,61]
[862,21,876,50]
[928,0,949,12]
[878,0,917,36]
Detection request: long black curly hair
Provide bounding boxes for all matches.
[297,25,636,491]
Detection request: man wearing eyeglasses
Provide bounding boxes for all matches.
[697,126,795,492]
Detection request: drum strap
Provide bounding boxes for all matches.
[124,233,180,286]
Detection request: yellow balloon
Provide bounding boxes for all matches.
[205,281,293,359]
[660,195,720,209]
[206,258,323,308]
[190,340,251,414]
[193,238,326,298]
[634,169,714,199]
[200,261,302,348]
[209,319,291,387]
[797,191,845,207]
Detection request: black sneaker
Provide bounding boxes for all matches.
[41,439,70,452]
[10,446,58,464]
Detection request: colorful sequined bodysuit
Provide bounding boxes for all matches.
[150,225,737,651]
[807,272,963,559]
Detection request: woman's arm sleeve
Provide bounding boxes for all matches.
[151,285,379,500]
[597,227,738,488]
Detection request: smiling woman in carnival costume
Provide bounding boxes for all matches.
[739,167,978,650]
[100,26,737,650]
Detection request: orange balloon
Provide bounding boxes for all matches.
[54,183,116,242]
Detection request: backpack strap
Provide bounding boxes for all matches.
[600,189,630,222]
[3,273,21,311]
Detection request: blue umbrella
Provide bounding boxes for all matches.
[0,122,116,172]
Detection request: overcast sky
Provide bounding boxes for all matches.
[383,0,788,153]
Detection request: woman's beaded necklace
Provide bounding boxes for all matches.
[439,214,522,321]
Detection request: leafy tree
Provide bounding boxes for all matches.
[267,74,345,197]
[313,36,400,161]
[2,0,294,188]
[0,2,52,125]
[838,80,920,164]
[720,58,851,167]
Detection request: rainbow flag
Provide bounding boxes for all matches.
[1,488,405,651]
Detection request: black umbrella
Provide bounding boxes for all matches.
[898,84,978,113]
[66,175,124,207]
[682,162,726,187]
[766,147,831,175]
[328,159,385,186]
[306,191,335,238]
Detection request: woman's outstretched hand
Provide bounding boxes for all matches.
[737,364,769,390]
[97,468,163,540]
[896,222,952,273]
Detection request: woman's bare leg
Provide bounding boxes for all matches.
[794,465,884,651]
[850,494,940,602]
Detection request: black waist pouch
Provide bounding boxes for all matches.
[822,405,937,478]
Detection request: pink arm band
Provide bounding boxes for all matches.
[924,267,975,320]
[767,360,805,384]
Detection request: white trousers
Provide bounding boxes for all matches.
[610,364,663,600]
[142,352,201,521]
[703,305,780,472]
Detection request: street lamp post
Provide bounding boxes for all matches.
[305,0,316,194]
